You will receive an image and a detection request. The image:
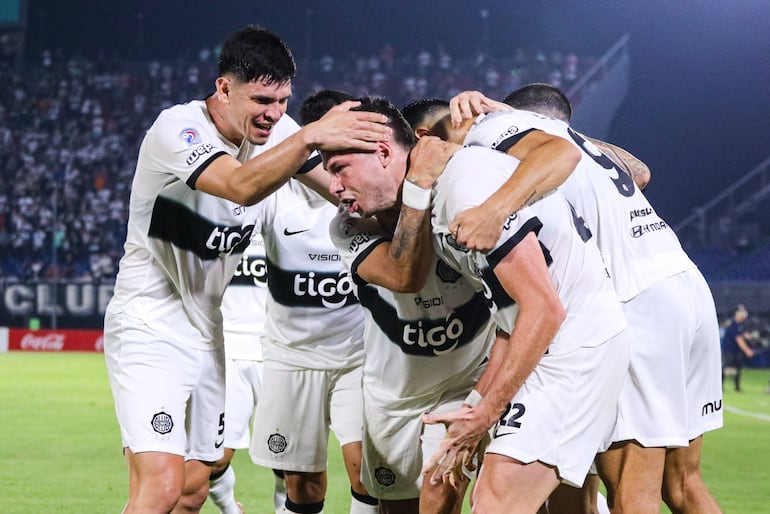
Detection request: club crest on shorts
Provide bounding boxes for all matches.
[374,466,396,486]
[267,432,287,454]
[151,411,174,434]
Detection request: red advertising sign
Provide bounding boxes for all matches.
[8,329,104,352]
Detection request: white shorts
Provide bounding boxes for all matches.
[361,389,475,500]
[485,330,630,487]
[249,365,364,472]
[103,310,226,462]
[613,268,723,447]
[224,358,264,450]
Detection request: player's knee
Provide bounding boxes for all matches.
[285,471,326,503]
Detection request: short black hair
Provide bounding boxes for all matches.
[352,97,416,150]
[503,83,572,122]
[218,25,296,85]
[401,98,450,130]
[300,89,354,125]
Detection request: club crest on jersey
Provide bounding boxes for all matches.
[151,411,174,435]
[436,259,461,283]
[179,128,201,146]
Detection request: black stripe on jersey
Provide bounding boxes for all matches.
[186,150,228,189]
[229,255,268,286]
[479,265,516,310]
[486,217,544,269]
[266,258,359,309]
[350,238,390,286]
[148,196,254,260]
[493,128,539,154]
[296,154,322,175]
[356,284,492,357]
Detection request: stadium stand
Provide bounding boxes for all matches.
[0,45,596,283]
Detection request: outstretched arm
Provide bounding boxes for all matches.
[196,102,391,206]
[449,131,580,252]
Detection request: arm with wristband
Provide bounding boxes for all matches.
[354,136,457,292]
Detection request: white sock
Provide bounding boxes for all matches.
[273,471,287,514]
[596,491,611,514]
[349,494,378,514]
[208,465,241,514]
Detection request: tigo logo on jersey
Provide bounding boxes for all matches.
[179,128,201,146]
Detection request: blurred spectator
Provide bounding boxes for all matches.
[0,44,591,281]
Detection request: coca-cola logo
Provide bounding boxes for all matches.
[20,332,65,351]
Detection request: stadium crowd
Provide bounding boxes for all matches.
[0,43,590,283]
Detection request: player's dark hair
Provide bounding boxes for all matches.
[503,83,572,122]
[352,97,416,150]
[401,98,450,130]
[218,25,296,85]
[300,89,354,125]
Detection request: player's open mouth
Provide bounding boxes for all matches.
[340,199,357,213]
[253,121,273,134]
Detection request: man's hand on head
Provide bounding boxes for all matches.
[406,136,460,189]
[303,103,391,152]
[449,90,512,128]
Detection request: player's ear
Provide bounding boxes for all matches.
[215,77,231,103]
[414,127,432,138]
[376,141,392,168]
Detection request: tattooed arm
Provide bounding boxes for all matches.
[588,137,651,191]
[355,137,458,292]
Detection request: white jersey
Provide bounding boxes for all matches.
[256,180,364,371]
[221,235,268,361]
[108,99,304,349]
[432,147,626,355]
[330,208,496,412]
[464,110,695,301]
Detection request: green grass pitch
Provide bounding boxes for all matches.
[1,352,768,513]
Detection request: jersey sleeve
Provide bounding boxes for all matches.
[436,148,544,285]
[464,110,542,153]
[328,208,390,285]
[142,114,229,189]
